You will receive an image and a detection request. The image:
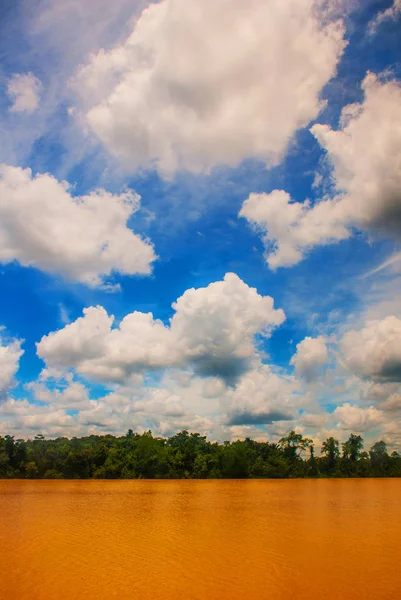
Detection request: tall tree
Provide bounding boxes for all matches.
[369,440,389,472]
[342,434,364,462]
[321,437,340,474]
[278,431,312,461]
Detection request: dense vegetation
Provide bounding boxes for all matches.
[1,430,400,479]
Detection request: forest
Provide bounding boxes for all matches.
[1,429,400,479]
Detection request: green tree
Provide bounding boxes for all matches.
[263,453,290,478]
[0,429,399,480]
[0,436,10,477]
[342,434,364,462]
[278,431,312,462]
[220,441,254,478]
[25,461,39,478]
[321,437,340,474]
[369,440,389,474]
[307,445,319,477]
[4,435,15,467]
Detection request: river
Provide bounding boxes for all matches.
[0,479,400,599]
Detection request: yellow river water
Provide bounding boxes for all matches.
[0,479,400,600]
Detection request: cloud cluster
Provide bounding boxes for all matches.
[29,376,92,410]
[2,318,401,444]
[0,359,302,441]
[8,305,397,443]
[1,1,401,449]
[0,165,156,286]
[240,74,401,267]
[37,273,285,385]
[72,0,346,175]
[6,73,42,114]
[0,373,209,440]
[0,397,78,437]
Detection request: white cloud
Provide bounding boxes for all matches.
[333,403,383,431]
[0,332,24,396]
[239,189,350,269]
[382,421,401,451]
[6,73,42,114]
[360,381,400,404]
[300,412,329,428]
[240,73,401,267]
[311,73,401,236]
[0,0,151,169]
[1,357,397,442]
[169,273,285,380]
[72,0,346,175]
[224,364,299,425]
[36,273,285,384]
[0,397,79,437]
[0,360,300,440]
[0,165,156,286]
[290,336,329,381]
[29,0,148,63]
[380,393,401,412]
[368,0,401,34]
[73,371,220,438]
[28,376,92,410]
[0,368,212,438]
[341,316,401,383]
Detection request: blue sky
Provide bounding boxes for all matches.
[0,0,401,449]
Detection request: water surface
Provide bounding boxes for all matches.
[0,479,400,599]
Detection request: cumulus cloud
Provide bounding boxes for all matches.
[0,165,156,286]
[224,364,298,425]
[28,377,92,410]
[6,73,42,113]
[0,332,24,396]
[239,189,349,269]
[368,0,401,34]
[1,358,394,441]
[381,421,401,451]
[290,336,329,381]
[380,393,401,412]
[333,403,383,431]
[300,412,329,428]
[37,273,285,385]
[0,367,217,439]
[341,316,401,383]
[0,397,79,437]
[71,0,346,175]
[311,73,401,236]
[169,274,285,381]
[0,359,302,440]
[240,74,401,267]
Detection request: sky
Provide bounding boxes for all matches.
[0,0,401,451]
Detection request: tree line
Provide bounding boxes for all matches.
[1,430,400,479]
